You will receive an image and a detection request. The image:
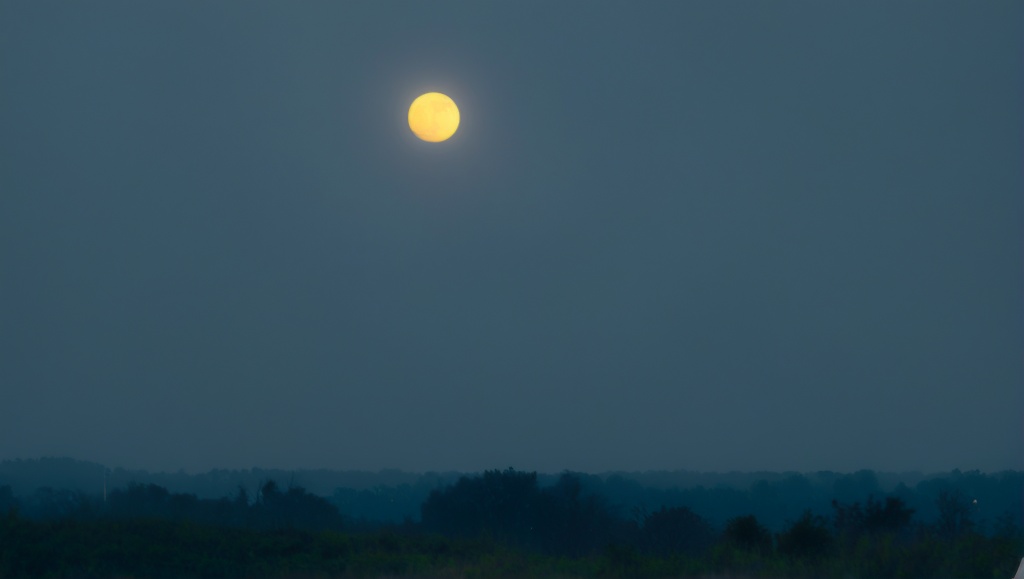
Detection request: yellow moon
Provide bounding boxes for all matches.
[408,92,460,142]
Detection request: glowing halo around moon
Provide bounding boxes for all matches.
[408,92,460,142]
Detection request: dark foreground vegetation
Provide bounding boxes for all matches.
[1,467,1021,578]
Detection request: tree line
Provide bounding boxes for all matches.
[1,467,1021,577]
[2,458,1020,532]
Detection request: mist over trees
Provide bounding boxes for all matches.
[1,458,1021,533]
[1,460,1021,578]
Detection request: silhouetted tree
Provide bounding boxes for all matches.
[831,499,864,542]
[936,489,974,540]
[723,515,772,554]
[421,468,541,547]
[777,511,832,560]
[253,479,343,531]
[863,496,914,534]
[234,485,249,507]
[833,495,914,539]
[421,469,632,556]
[536,473,632,556]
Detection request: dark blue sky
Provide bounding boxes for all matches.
[1,1,1021,474]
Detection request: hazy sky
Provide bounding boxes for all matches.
[1,2,1021,474]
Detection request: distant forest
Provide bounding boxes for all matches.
[1,458,1021,577]
[2,457,1021,531]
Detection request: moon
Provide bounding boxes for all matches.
[408,92,460,142]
